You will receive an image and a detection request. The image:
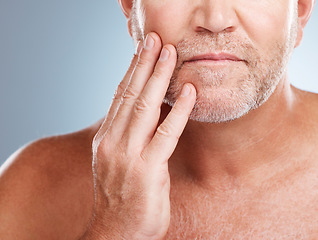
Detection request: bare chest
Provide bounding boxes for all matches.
[165,174,318,239]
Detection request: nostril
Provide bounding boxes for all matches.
[194,25,236,34]
[191,3,238,34]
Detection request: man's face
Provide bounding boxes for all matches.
[130,0,298,123]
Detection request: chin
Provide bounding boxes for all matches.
[188,95,255,123]
[163,72,281,123]
[164,57,284,123]
[164,86,256,123]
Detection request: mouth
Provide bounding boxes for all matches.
[183,53,245,65]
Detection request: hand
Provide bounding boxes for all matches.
[83,32,196,240]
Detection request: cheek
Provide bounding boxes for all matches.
[237,0,294,50]
[141,1,189,45]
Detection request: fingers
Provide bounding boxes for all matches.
[142,83,196,164]
[125,44,177,148]
[108,33,163,139]
[97,31,197,166]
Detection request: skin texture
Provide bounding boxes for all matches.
[130,0,298,123]
[0,0,318,239]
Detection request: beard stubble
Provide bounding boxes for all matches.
[163,32,292,123]
[130,7,297,123]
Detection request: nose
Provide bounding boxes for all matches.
[191,0,238,34]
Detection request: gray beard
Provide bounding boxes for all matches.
[131,4,298,124]
[163,38,292,123]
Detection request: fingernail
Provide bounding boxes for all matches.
[181,84,191,97]
[144,34,155,50]
[135,41,143,55]
[159,48,170,62]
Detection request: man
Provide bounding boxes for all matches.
[0,0,317,239]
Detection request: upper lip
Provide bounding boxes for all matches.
[185,53,243,62]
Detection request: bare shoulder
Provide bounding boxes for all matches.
[0,120,102,240]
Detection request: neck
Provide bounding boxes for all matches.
[168,75,303,190]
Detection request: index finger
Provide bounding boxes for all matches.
[142,83,197,164]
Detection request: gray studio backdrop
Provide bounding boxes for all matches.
[1,1,317,165]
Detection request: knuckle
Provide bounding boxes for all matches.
[114,82,127,99]
[134,95,152,114]
[123,86,139,101]
[151,70,164,80]
[156,121,178,140]
[112,94,121,103]
[140,150,150,162]
[111,96,122,110]
[151,67,165,80]
[137,55,152,68]
[112,91,123,106]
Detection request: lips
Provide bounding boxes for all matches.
[185,53,244,62]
